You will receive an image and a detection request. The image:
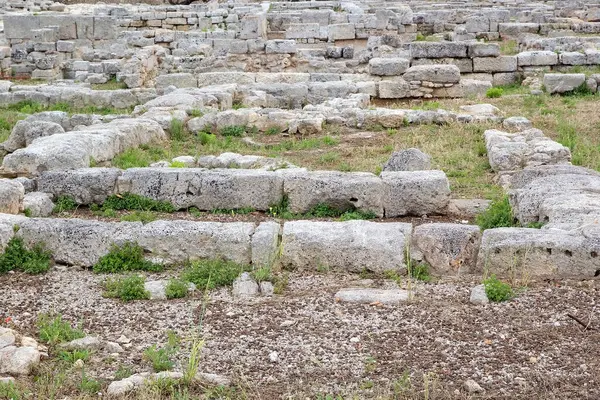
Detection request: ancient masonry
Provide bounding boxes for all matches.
[0,0,600,286]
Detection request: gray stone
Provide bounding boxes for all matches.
[381,171,451,217]
[448,199,491,218]
[383,148,431,171]
[144,279,194,300]
[412,223,481,274]
[369,58,410,76]
[378,79,411,98]
[37,168,121,205]
[265,40,297,54]
[283,171,384,217]
[259,281,274,296]
[468,43,500,58]
[403,65,461,84]
[0,329,16,350]
[281,221,412,272]
[232,272,259,297]
[410,42,468,58]
[464,379,485,394]
[334,288,409,304]
[0,179,24,215]
[0,346,40,375]
[61,336,101,351]
[460,104,500,116]
[543,73,586,94]
[476,227,600,278]
[517,51,558,67]
[22,192,54,217]
[503,117,532,132]
[473,56,518,72]
[251,221,280,268]
[117,168,283,211]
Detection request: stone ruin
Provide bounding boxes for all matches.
[1,0,600,394]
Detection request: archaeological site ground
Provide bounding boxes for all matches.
[0,0,599,398]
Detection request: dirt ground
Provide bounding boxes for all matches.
[1,268,599,399]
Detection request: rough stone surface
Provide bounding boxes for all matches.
[334,288,409,304]
[543,73,586,94]
[382,148,431,172]
[22,192,54,217]
[281,221,412,272]
[469,284,489,304]
[232,272,259,297]
[37,168,121,205]
[0,179,24,215]
[381,171,451,217]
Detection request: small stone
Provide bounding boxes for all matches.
[74,359,85,369]
[383,148,431,172]
[464,379,485,393]
[61,336,101,350]
[259,281,274,296]
[104,341,124,353]
[350,337,360,343]
[269,351,279,362]
[279,320,295,328]
[232,272,259,297]
[470,285,489,304]
[20,337,38,348]
[0,377,15,384]
[195,372,231,386]
[116,335,130,344]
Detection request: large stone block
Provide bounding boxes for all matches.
[468,43,500,58]
[473,56,517,72]
[378,79,411,98]
[517,51,558,66]
[0,180,24,215]
[117,168,284,211]
[281,221,412,272]
[410,42,468,58]
[403,64,461,84]
[543,73,586,94]
[328,23,356,41]
[412,223,481,274]
[37,168,122,205]
[251,221,281,267]
[382,170,451,217]
[265,40,297,54]
[283,171,384,217]
[410,58,473,74]
[476,227,600,278]
[285,23,320,39]
[369,58,410,76]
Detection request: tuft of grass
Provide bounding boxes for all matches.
[251,266,273,283]
[486,87,504,98]
[182,259,250,289]
[476,195,516,230]
[112,147,152,169]
[265,126,282,136]
[93,242,162,274]
[0,381,27,400]
[483,275,513,302]
[408,263,432,282]
[0,236,52,275]
[499,39,518,55]
[103,274,150,302]
[78,371,101,394]
[53,195,78,214]
[58,349,90,364]
[169,119,188,141]
[91,77,128,90]
[220,125,246,137]
[37,313,85,346]
[143,333,179,372]
[114,365,133,380]
[165,279,189,299]
[102,193,175,213]
[120,210,158,224]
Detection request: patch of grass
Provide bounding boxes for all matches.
[78,371,101,394]
[120,210,158,224]
[37,313,85,346]
[486,87,504,98]
[408,263,432,282]
[143,333,179,372]
[165,279,189,299]
[476,195,516,230]
[413,101,440,111]
[265,126,282,136]
[112,147,153,169]
[231,101,246,110]
[499,39,518,55]
[58,349,90,364]
[0,381,27,400]
[91,77,128,90]
[182,259,250,289]
[3,100,128,115]
[483,275,513,302]
[53,195,78,214]
[114,365,133,380]
[102,193,175,213]
[169,118,188,141]
[220,125,246,137]
[251,266,273,283]
[103,274,150,302]
[322,135,339,146]
[211,207,255,215]
[0,236,52,275]
[93,242,162,273]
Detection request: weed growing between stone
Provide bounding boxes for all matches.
[476,195,516,230]
[103,274,150,302]
[3,100,131,115]
[483,275,514,302]
[53,195,78,214]
[182,259,250,289]
[143,331,179,372]
[57,349,90,364]
[101,193,176,213]
[93,242,162,273]
[0,236,52,275]
[37,313,85,346]
[165,279,189,299]
[486,87,503,98]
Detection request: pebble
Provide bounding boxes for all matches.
[463,379,485,393]
[269,351,279,362]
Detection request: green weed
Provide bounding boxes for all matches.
[182,259,250,289]
[102,193,175,213]
[53,195,78,213]
[37,313,85,346]
[165,279,189,299]
[93,242,162,273]
[103,274,150,302]
[0,236,51,275]
[483,275,513,302]
[476,195,516,230]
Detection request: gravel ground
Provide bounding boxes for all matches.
[1,268,599,399]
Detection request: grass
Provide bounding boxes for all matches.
[483,275,514,302]
[143,332,179,372]
[0,236,52,275]
[37,313,85,346]
[165,279,189,299]
[53,195,78,214]
[486,87,504,98]
[103,274,150,302]
[93,242,163,273]
[120,210,158,223]
[58,349,90,364]
[476,195,516,230]
[3,100,129,116]
[408,263,432,282]
[499,39,518,55]
[91,77,128,90]
[182,259,250,289]
[102,193,176,213]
